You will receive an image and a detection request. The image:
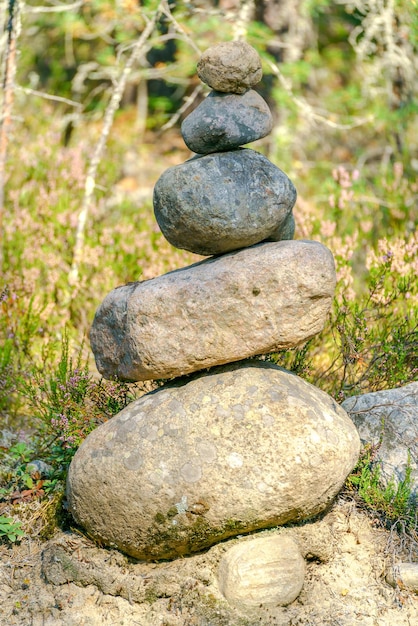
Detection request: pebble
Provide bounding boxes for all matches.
[197,41,262,94]
[218,535,306,611]
[386,563,418,593]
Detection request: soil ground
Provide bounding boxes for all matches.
[1,498,417,626]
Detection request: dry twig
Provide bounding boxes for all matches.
[0,0,21,271]
[266,58,373,130]
[68,2,165,290]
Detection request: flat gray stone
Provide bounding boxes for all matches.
[197,41,262,94]
[218,535,306,611]
[90,240,336,382]
[67,361,360,561]
[342,382,418,495]
[153,149,296,256]
[181,89,273,154]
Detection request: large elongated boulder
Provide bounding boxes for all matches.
[153,149,296,256]
[90,240,336,382]
[67,361,360,561]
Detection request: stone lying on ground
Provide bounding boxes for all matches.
[66,360,360,561]
[342,382,418,495]
[39,517,337,624]
[197,41,262,94]
[153,149,296,256]
[386,562,418,594]
[218,535,306,612]
[26,459,53,478]
[42,537,148,603]
[181,89,273,154]
[90,240,336,382]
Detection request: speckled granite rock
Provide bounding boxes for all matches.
[90,240,336,382]
[197,41,262,94]
[218,535,306,611]
[153,149,296,255]
[66,361,360,561]
[181,89,273,154]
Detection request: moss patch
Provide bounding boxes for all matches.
[141,514,259,561]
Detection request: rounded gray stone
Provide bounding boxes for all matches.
[153,149,296,256]
[90,240,336,382]
[197,41,262,94]
[26,459,53,477]
[218,535,306,611]
[66,361,360,561]
[181,89,273,154]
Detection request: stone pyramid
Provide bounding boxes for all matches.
[67,42,360,571]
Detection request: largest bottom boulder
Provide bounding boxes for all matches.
[67,361,360,561]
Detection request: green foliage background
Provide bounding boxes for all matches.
[0,0,417,538]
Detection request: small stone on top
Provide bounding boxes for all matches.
[197,41,262,94]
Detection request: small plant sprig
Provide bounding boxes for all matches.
[345,444,417,533]
[0,287,44,414]
[270,230,418,400]
[21,334,103,474]
[0,439,51,503]
[18,332,145,478]
[0,515,25,543]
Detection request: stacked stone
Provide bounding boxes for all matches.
[67,42,360,613]
[154,40,296,256]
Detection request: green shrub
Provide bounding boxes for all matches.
[345,445,416,533]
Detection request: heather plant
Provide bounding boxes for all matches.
[0,331,149,529]
[19,333,144,474]
[0,335,14,413]
[27,337,94,469]
[323,161,417,241]
[272,196,417,400]
[2,115,197,337]
[0,286,45,416]
[317,232,417,400]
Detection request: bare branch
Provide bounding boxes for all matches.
[15,86,82,109]
[160,0,201,55]
[339,0,415,105]
[25,1,84,14]
[232,0,255,41]
[0,0,22,271]
[160,83,204,132]
[68,2,164,290]
[266,58,373,130]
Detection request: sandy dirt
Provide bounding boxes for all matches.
[1,498,417,626]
